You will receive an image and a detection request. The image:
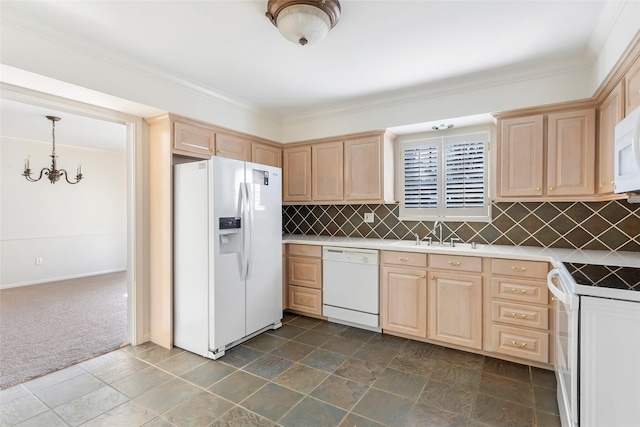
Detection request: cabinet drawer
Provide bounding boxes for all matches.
[429,254,482,272]
[288,244,322,258]
[288,257,322,289]
[491,259,549,279]
[288,285,322,315]
[491,277,549,305]
[491,324,549,364]
[491,301,549,329]
[381,251,427,268]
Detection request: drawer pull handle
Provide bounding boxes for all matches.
[511,312,528,320]
[511,340,527,348]
[448,261,461,266]
[301,249,307,253]
[399,257,409,262]
[511,267,527,272]
[300,297,310,304]
[510,288,527,294]
[300,271,307,277]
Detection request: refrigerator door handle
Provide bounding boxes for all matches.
[244,182,253,280]
[239,183,248,281]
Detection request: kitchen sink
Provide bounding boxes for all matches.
[389,241,480,250]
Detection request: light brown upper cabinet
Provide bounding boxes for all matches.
[496,106,596,200]
[344,135,385,201]
[215,132,251,161]
[598,82,624,195]
[252,142,282,168]
[498,115,544,197]
[547,108,596,196]
[174,120,216,157]
[155,113,281,164]
[625,53,640,115]
[283,131,395,205]
[283,145,312,202]
[312,141,344,201]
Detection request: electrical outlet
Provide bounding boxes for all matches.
[35,257,43,265]
[364,213,375,223]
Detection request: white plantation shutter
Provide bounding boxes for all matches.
[403,143,438,209]
[399,131,490,221]
[445,139,486,208]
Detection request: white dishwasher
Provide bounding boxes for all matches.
[322,246,380,331]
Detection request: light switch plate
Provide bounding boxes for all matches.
[364,213,375,223]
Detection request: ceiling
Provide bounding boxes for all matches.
[0,0,621,146]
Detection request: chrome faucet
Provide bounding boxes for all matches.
[433,221,443,245]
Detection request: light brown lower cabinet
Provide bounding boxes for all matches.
[487,258,552,364]
[428,272,482,349]
[381,266,427,338]
[288,285,322,316]
[285,244,323,317]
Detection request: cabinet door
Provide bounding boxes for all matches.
[381,266,427,338]
[428,272,482,349]
[598,83,624,194]
[174,120,216,156]
[547,109,596,196]
[215,132,251,161]
[626,54,640,115]
[312,141,344,201]
[283,145,312,202]
[344,136,382,201]
[252,143,282,168]
[499,115,544,197]
[288,256,322,289]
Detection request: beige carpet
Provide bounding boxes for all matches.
[0,272,128,389]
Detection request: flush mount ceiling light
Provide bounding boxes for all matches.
[432,124,454,130]
[266,0,341,46]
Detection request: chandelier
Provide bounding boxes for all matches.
[266,0,341,46]
[22,116,83,184]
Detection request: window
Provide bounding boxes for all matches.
[399,131,490,221]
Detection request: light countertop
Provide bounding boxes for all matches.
[282,234,640,268]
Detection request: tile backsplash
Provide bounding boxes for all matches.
[283,200,640,252]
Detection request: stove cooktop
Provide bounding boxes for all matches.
[563,262,640,292]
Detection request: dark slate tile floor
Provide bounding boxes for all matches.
[0,313,560,426]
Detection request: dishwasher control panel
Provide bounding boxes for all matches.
[322,246,379,265]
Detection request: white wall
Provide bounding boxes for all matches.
[0,5,637,144]
[1,136,127,288]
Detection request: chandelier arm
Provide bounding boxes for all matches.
[59,169,83,185]
[23,167,48,182]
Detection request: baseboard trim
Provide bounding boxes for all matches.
[1,269,127,289]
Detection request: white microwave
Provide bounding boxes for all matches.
[614,105,640,194]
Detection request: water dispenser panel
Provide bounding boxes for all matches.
[219,217,241,230]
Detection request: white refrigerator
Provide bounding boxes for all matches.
[173,156,282,359]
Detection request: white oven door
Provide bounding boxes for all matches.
[547,269,580,427]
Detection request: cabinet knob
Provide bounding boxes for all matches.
[511,340,527,348]
[611,180,615,185]
[421,274,426,278]
[448,261,461,266]
[549,187,554,191]
[431,276,436,280]
[536,187,541,191]
[551,296,558,302]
